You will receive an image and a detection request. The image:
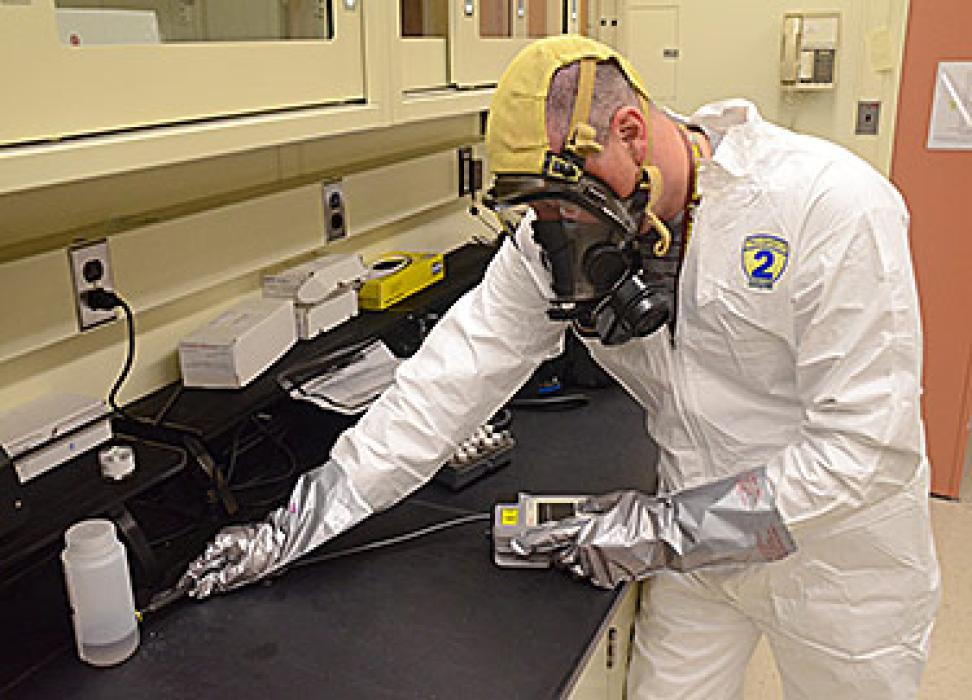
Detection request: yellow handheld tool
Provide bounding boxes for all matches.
[358,252,445,311]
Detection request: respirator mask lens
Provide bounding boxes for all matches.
[486,175,672,346]
[526,199,630,302]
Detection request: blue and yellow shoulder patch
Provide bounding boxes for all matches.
[741,234,789,290]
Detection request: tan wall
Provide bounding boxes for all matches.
[614,0,909,175]
[0,115,485,413]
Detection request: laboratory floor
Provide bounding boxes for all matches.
[743,493,972,698]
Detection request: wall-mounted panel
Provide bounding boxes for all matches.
[621,4,677,101]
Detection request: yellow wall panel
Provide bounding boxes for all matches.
[0,200,481,413]
[0,139,484,413]
[343,150,459,236]
[111,185,324,313]
[0,251,78,366]
[294,114,480,177]
[0,148,281,258]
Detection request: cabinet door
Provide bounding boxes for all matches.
[566,582,639,700]
[400,0,451,91]
[0,1,364,146]
[449,0,580,88]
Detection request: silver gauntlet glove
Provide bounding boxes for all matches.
[511,468,796,588]
[180,459,372,599]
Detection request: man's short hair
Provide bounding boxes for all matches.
[545,60,643,151]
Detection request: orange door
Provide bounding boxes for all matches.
[890,0,972,497]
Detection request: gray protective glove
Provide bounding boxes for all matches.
[179,459,372,599]
[511,468,796,589]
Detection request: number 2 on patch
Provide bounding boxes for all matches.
[751,250,776,279]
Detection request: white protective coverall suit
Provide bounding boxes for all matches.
[327,99,940,699]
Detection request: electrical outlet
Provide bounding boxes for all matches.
[322,181,347,243]
[856,101,881,135]
[68,240,117,331]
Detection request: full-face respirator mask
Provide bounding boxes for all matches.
[486,158,673,346]
[483,39,679,346]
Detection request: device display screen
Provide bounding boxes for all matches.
[537,502,577,523]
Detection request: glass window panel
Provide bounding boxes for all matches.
[480,0,512,38]
[54,0,334,45]
[401,0,447,38]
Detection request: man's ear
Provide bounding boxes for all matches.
[613,106,648,164]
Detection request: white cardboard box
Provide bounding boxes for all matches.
[263,254,366,302]
[295,287,359,340]
[263,254,366,340]
[179,298,297,389]
[0,394,112,483]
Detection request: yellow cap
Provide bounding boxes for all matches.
[485,35,652,177]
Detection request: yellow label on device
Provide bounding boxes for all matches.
[501,508,519,526]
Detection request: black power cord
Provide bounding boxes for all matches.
[81,288,135,417]
[82,288,200,436]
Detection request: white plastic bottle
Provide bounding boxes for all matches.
[61,519,139,666]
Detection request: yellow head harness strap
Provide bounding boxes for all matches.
[565,59,602,159]
[562,59,670,257]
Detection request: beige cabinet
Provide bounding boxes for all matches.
[0,3,591,193]
[0,1,367,147]
[567,582,640,700]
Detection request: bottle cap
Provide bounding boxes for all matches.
[64,519,117,558]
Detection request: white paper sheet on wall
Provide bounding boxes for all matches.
[928,61,972,150]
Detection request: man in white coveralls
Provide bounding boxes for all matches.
[182,36,940,699]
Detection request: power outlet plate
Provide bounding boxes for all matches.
[855,100,881,135]
[322,181,347,243]
[68,240,117,331]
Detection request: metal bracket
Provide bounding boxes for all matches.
[108,503,161,592]
[458,146,483,199]
[184,436,238,516]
